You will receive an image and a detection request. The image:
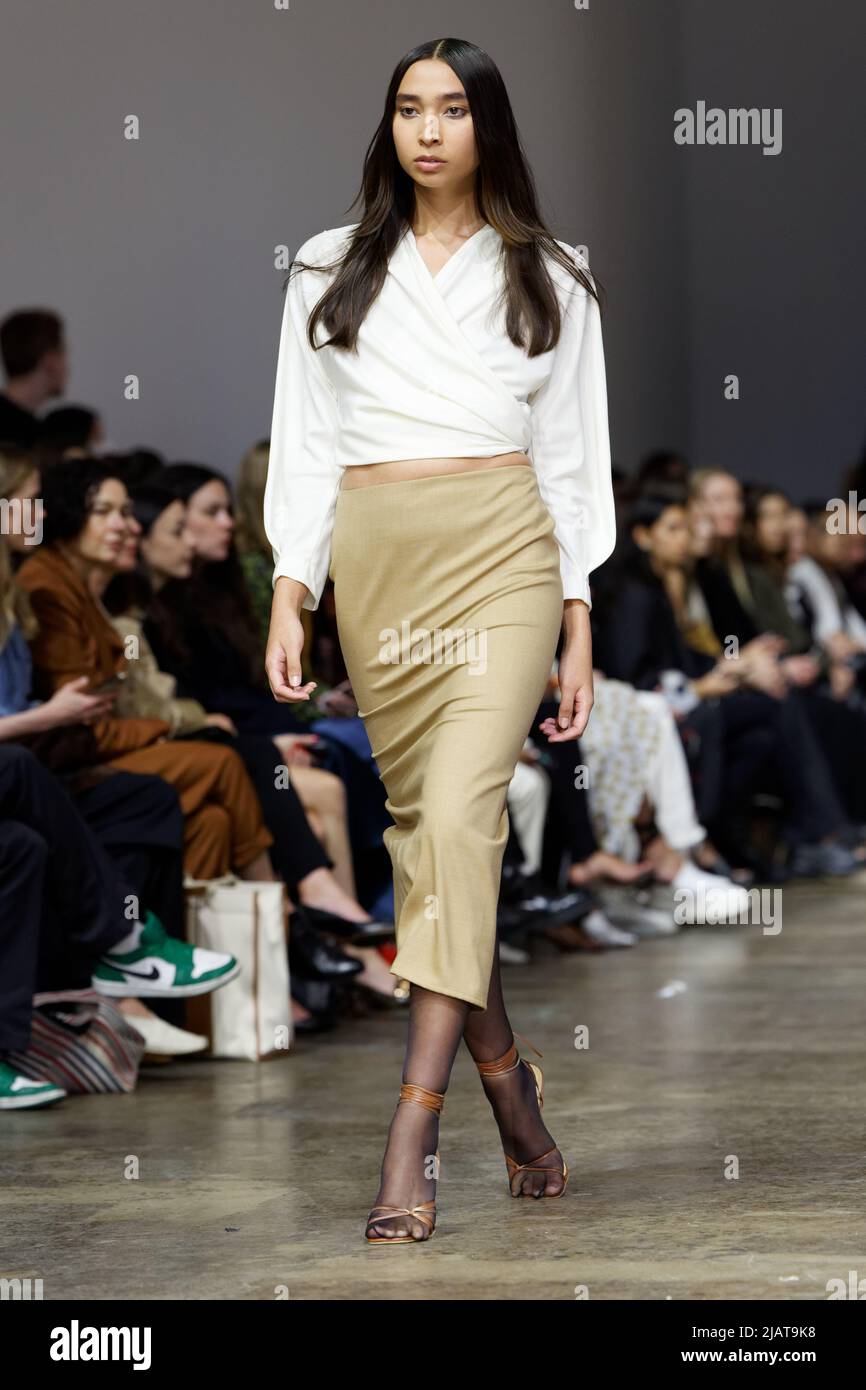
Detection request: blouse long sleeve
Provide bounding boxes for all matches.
[263,243,343,613]
[527,254,616,609]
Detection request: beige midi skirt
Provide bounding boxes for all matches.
[330,463,563,1010]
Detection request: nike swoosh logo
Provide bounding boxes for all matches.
[106,963,161,981]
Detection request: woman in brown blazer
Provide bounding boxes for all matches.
[16,461,275,882]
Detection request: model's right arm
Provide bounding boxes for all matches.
[264,242,343,701]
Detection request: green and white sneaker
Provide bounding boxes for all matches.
[92,912,241,999]
[0,1060,66,1109]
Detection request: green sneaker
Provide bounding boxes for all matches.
[0,1060,66,1110]
[92,912,241,999]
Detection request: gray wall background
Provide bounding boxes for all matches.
[3,1,863,498]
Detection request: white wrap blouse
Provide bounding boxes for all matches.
[264,221,616,611]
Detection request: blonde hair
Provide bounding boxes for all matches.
[234,439,271,555]
[0,445,39,649]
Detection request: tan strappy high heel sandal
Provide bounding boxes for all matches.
[475,1032,569,1198]
[364,1081,444,1245]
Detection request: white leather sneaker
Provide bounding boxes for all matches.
[126,1015,209,1058]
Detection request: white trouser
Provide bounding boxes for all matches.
[507,759,551,873]
[635,690,706,852]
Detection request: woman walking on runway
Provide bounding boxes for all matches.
[264,36,615,1243]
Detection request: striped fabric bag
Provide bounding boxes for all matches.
[4,989,145,1094]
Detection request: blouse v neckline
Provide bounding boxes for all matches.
[407,222,495,285]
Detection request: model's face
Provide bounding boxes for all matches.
[184,480,234,562]
[754,493,790,556]
[392,60,479,191]
[698,473,743,539]
[74,478,131,565]
[139,499,195,581]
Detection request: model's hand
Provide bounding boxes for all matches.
[266,578,318,703]
[538,602,594,742]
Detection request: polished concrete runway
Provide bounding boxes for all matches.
[3,878,864,1301]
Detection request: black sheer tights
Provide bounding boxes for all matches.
[463,945,566,1198]
[366,985,467,1241]
[367,951,565,1239]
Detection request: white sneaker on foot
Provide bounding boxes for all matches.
[126,1015,209,1058]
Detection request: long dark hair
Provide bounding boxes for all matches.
[741,482,791,578]
[157,463,263,681]
[288,36,603,360]
[590,486,688,631]
[38,456,117,543]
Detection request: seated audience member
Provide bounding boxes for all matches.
[787,500,866,672]
[577,671,751,910]
[591,487,863,876]
[0,309,66,447]
[1,447,249,1055]
[692,469,866,824]
[0,743,239,1105]
[739,485,822,667]
[14,457,277,882]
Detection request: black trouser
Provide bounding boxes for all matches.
[197,680,393,855]
[0,821,47,1051]
[74,770,185,939]
[502,817,527,868]
[532,699,600,869]
[686,689,846,846]
[0,746,183,1050]
[798,687,866,825]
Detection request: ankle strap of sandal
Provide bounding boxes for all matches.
[399,1081,445,1113]
[475,1030,544,1077]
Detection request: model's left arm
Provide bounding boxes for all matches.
[529,251,616,740]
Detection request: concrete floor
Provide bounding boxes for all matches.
[2,878,864,1301]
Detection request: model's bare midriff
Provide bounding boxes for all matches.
[339,450,531,490]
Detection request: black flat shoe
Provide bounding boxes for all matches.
[300,903,395,946]
[496,897,548,939]
[500,867,597,933]
[291,977,340,1028]
[288,905,364,982]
